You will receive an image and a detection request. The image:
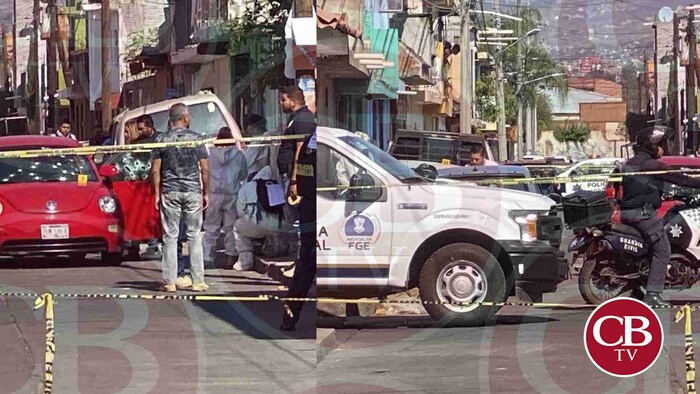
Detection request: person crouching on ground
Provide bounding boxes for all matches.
[151,103,210,292]
[203,127,247,268]
[232,166,291,271]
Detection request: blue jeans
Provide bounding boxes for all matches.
[177,218,190,277]
[160,192,204,285]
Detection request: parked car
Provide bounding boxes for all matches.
[437,165,546,196]
[0,136,123,264]
[555,158,622,197]
[389,129,495,167]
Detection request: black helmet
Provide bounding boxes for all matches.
[635,126,672,155]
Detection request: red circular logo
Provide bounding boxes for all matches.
[584,297,664,377]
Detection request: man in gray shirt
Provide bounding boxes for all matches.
[152,103,210,292]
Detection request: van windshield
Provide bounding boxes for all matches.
[139,101,228,136]
[339,136,420,182]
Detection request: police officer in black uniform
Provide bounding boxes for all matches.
[281,130,316,331]
[621,126,700,306]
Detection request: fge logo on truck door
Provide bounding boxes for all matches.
[339,213,381,251]
[583,298,664,377]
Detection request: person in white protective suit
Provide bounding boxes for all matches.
[233,165,293,271]
[202,127,248,268]
[336,131,371,187]
[243,114,275,176]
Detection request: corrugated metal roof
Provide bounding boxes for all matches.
[544,88,619,115]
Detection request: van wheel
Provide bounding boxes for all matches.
[419,243,506,327]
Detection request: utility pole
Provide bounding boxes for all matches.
[12,0,17,93]
[494,0,507,161]
[653,23,659,115]
[637,72,642,114]
[47,0,58,130]
[673,13,682,153]
[516,0,524,159]
[688,8,697,151]
[460,0,473,134]
[101,0,112,136]
[27,0,42,134]
[524,0,535,156]
[643,52,651,116]
[0,24,6,90]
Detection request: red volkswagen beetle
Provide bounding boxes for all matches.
[0,136,123,264]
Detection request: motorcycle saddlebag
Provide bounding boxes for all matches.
[562,190,613,231]
[603,232,648,258]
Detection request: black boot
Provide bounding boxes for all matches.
[643,291,670,308]
[280,303,297,331]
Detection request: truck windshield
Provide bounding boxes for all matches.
[339,136,420,182]
[139,101,228,136]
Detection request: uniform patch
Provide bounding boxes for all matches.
[296,163,314,177]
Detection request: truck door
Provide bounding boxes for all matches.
[317,140,394,286]
[102,152,161,242]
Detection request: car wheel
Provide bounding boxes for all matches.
[102,252,123,267]
[419,243,506,327]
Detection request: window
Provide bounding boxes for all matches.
[104,152,152,182]
[318,143,383,201]
[378,0,404,12]
[144,101,228,137]
[0,155,97,184]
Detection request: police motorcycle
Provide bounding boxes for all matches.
[565,187,700,305]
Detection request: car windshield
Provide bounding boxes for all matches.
[139,101,228,136]
[339,135,420,182]
[0,155,97,184]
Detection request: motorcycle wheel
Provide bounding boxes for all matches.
[578,257,634,305]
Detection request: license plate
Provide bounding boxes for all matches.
[41,224,69,240]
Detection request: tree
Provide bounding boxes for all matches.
[219,0,293,90]
[553,122,591,143]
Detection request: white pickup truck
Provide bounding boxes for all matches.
[318,127,568,326]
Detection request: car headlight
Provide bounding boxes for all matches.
[0,201,4,216]
[509,210,547,243]
[98,196,116,214]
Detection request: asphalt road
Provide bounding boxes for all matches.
[317,280,700,394]
[0,257,315,393]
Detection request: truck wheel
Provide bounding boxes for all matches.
[419,243,506,326]
[102,252,123,267]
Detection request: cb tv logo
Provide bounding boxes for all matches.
[584,297,664,377]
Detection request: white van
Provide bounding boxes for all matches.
[109,92,243,145]
[317,127,568,326]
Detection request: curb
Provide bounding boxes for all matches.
[316,328,336,363]
[254,256,295,286]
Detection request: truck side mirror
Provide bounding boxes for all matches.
[348,172,382,201]
[414,163,438,180]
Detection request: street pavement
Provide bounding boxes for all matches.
[317,279,700,394]
[0,256,315,393]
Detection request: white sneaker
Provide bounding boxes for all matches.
[233,261,252,271]
[175,276,193,289]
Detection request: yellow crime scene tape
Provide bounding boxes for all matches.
[0,134,308,160]
[677,305,697,394]
[0,291,695,392]
[316,167,700,192]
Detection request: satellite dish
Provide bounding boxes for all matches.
[658,6,674,23]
